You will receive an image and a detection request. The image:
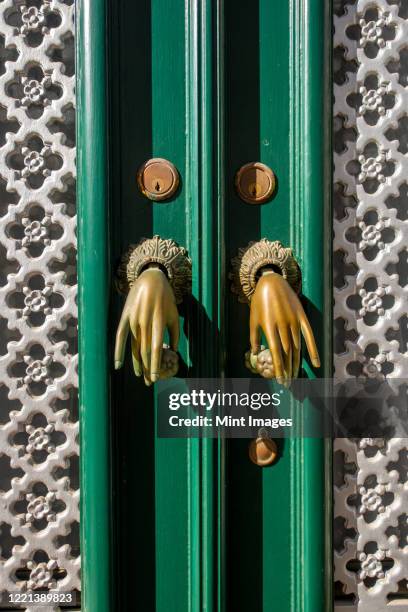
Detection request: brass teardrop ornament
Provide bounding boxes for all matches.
[249,436,278,467]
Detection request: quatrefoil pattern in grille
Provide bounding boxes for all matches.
[0,0,79,605]
[334,1,408,610]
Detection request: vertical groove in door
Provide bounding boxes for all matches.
[289,1,333,611]
[76,0,113,610]
[185,0,224,610]
[301,0,333,610]
[215,0,226,608]
[289,3,304,611]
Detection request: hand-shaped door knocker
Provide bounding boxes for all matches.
[230,239,320,385]
[115,236,192,385]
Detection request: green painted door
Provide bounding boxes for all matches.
[77,0,332,611]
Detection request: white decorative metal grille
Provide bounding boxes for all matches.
[0,0,80,608]
[334,0,408,609]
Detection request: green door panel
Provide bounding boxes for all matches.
[77,0,332,610]
[109,1,224,610]
[76,1,113,610]
[224,1,332,610]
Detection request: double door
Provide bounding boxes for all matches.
[77,0,331,610]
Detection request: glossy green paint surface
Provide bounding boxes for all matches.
[110,1,224,610]
[225,0,331,610]
[151,2,191,610]
[76,0,112,610]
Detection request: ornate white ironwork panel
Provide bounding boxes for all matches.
[0,0,80,608]
[334,0,408,609]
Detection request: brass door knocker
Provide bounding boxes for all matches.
[115,236,191,385]
[230,239,320,385]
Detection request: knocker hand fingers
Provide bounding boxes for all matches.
[140,322,153,385]
[300,317,320,369]
[131,333,142,377]
[151,316,165,383]
[115,310,130,370]
[277,323,291,356]
[264,325,285,383]
[283,341,293,382]
[250,318,262,355]
[168,314,180,353]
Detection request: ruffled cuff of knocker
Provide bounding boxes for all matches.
[116,235,192,304]
[229,238,302,304]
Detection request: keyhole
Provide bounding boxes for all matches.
[248,182,259,198]
[155,181,161,192]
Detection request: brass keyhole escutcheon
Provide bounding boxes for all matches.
[137,158,180,202]
[235,162,276,205]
